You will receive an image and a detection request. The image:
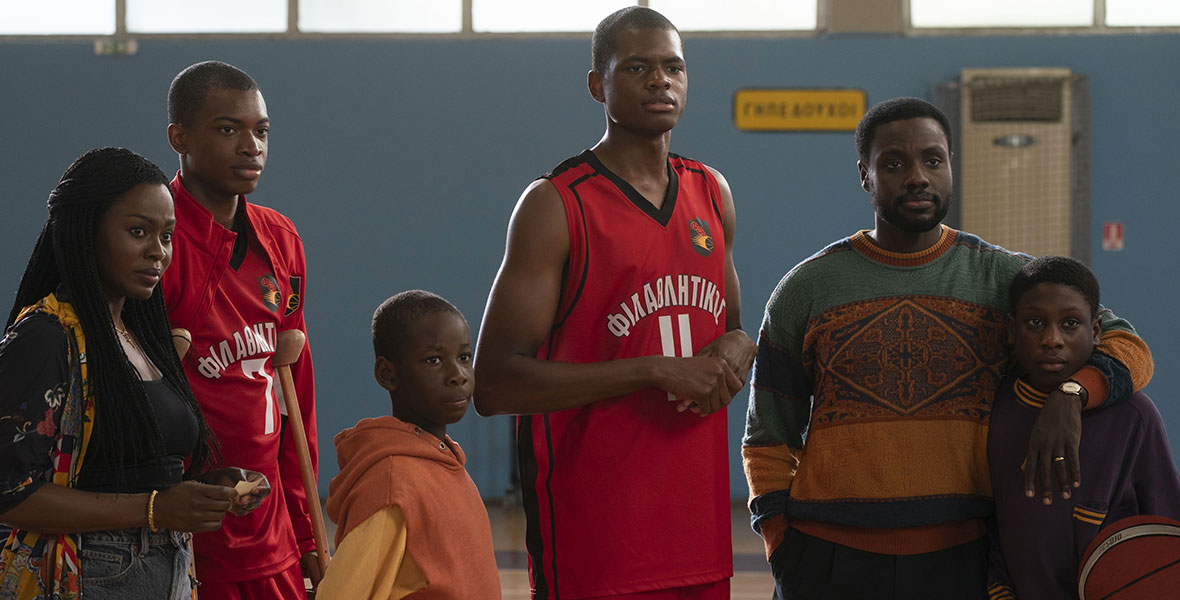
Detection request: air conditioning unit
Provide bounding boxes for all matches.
[954,68,1090,261]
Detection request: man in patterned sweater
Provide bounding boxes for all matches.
[742,97,1153,599]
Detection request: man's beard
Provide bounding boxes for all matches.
[878,192,952,233]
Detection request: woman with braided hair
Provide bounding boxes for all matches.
[0,147,270,599]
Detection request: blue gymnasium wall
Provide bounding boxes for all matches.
[2,33,1178,500]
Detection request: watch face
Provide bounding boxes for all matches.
[1060,381,1083,395]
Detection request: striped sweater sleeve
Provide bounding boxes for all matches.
[1071,308,1154,410]
[742,272,814,559]
[1093,307,1153,393]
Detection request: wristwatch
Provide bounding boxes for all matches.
[1058,380,1084,396]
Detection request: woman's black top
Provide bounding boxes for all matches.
[0,314,199,513]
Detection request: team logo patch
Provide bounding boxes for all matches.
[285,276,302,317]
[689,218,714,257]
[259,274,281,313]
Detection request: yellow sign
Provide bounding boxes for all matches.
[734,89,867,132]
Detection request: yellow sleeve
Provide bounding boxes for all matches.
[316,505,428,599]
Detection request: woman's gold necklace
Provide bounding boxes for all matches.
[116,325,139,352]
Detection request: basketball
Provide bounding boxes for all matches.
[1078,515,1180,599]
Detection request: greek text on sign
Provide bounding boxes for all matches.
[734,89,867,132]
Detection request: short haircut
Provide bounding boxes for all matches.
[372,290,463,360]
[168,61,258,127]
[855,97,953,163]
[591,6,680,75]
[1009,255,1101,317]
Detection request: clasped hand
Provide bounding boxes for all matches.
[154,467,270,532]
[667,330,757,416]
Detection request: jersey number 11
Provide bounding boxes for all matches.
[659,313,693,403]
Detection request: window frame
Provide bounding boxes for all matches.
[906,0,1180,36]
[1,0,1178,41]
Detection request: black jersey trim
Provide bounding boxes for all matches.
[676,160,707,178]
[551,174,593,331]
[539,152,587,181]
[518,376,562,600]
[542,411,559,598]
[518,414,551,598]
[581,150,678,227]
[229,208,249,271]
[671,157,725,223]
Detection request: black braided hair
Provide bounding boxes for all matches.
[9,147,218,480]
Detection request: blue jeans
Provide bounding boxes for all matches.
[80,527,193,600]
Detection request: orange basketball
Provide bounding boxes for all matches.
[1078,515,1180,599]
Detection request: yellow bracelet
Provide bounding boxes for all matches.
[147,489,159,532]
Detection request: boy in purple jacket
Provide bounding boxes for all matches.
[987,256,1180,599]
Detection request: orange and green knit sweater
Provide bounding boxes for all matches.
[742,226,1153,558]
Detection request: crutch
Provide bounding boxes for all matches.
[273,329,331,577]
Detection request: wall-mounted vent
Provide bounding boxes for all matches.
[941,68,1090,262]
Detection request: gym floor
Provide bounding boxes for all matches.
[320,500,775,597]
[489,500,775,598]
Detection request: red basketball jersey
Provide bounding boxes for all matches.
[519,151,732,598]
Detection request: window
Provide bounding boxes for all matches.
[911,0,1092,28]
[0,0,115,35]
[1106,0,1180,26]
[472,0,635,32]
[13,1,1177,38]
[126,0,287,33]
[299,0,462,33]
[650,0,816,31]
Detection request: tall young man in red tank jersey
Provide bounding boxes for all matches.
[475,8,757,599]
[163,61,321,598]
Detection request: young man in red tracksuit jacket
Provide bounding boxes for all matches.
[163,60,320,598]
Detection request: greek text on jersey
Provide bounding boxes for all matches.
[606,273,725,338]
[196,321,278,379]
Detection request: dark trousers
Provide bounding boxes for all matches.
[770,527,987,600]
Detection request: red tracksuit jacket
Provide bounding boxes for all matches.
[164,174,318,583]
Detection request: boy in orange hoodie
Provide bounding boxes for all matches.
[318,290,501,599]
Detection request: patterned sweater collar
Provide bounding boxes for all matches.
[850,225,957,267]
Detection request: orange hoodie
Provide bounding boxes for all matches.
[326,416,500,598]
